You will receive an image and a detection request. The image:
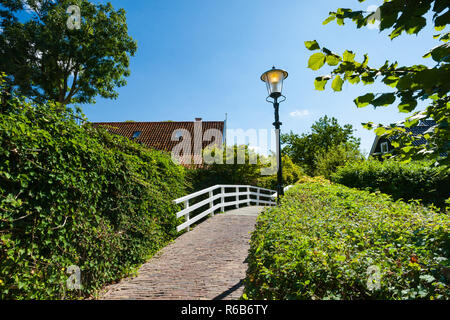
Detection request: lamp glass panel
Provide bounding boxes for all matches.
[263,70,285,95]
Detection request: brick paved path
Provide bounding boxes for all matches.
[98,206,266,300]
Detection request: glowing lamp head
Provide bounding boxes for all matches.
[260,66,288,98]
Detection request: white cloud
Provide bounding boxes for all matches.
[289,109,310,118]
[366,5,381,30]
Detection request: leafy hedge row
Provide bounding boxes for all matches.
[0,100,186,299]
[331,159,450,209]
[243,179,449,299]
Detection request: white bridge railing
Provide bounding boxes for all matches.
[173,185,277,232]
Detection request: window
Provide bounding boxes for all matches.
[174,130,183,141]
[132,131,142,139]
[380,142,389,154]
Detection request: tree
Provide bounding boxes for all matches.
[281,116,362,176]
[304,0,449,166]
[0,0,137,106]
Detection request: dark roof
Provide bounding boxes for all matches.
[91,121,225,155]
[418,120,436,127]
[387,120,436,146]
[369,120,438,156]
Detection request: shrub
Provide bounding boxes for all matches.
[186,145,268,192]
[258,155,304,190]
[331,159,450,209]
[187,146,304,193]
[244,181,449,300]
[314,143,364,179]
[0,100,186,299]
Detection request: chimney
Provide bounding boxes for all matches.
[195,117,202,122]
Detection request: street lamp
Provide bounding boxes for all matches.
[261,66,288,202]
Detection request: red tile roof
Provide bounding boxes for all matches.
[91,120,225,165]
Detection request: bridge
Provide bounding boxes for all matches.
[99,185,280,300]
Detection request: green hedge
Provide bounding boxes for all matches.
[243,180,449,300]
[187,148,303,193]
[257,155,304,191]
[0,101,186,299]
[331,159,450,209]
[186,145,267,193]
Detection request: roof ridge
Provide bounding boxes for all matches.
[91,121,224,124]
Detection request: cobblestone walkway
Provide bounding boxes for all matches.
[98,206,266,300]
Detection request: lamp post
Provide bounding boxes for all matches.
[261,66,288,202]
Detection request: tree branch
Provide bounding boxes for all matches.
[63,69,79,105]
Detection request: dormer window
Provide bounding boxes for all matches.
[174,130,183,141]
[380,142,389,154]
[132,131,142,139]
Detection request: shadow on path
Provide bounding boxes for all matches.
[213,279,244,300]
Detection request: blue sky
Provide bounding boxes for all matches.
[82,0,440,155]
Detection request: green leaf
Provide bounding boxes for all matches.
[308,52,326,70]
[326,55,341,66]
[348,75,360,84]
[390,26,404,39]
[331,75,344,92]
[430,43,450,63]
[398,100,418,113]
[420,275,436,283]
[402,146,414,153]
[361,72,375,85]
[374,127,386,136]
[305,40,320,51]
[323,16,336,25]
[354,93,375,108]
[362,54,369,68]
[383,76,400,88]
[314,77,329,91]
[406,17,426,35]
[343,50,356,62]
[371,93,396,107]
[396,76,413,91]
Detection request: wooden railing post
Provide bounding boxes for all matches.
[256,188,260,206]
[235,186,239,208]
[247,186,250,205]
[209,190,214,217]
[221,186,225,212]
[184,200,190,232]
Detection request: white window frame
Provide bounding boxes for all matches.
[380,142,389,154]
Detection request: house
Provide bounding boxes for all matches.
[92,118,226,166]
[369,120,436,159]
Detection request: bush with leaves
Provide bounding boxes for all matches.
[304,0,449,165]
[257,155,304,190]
[0,98,186,299]
[243,181,449,300]
[331,159,450,210]
[314,143,364,179]
[186,144,269,192]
